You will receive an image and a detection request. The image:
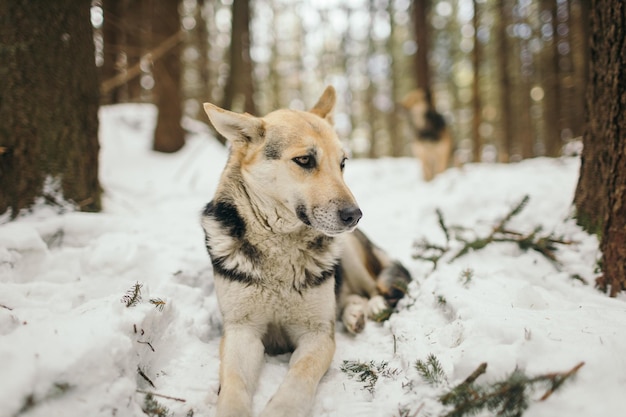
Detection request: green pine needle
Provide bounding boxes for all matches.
[121,282,143,307]
[415,354,448,386]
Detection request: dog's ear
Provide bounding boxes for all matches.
[203,103,265,143]
[310,86,336,124]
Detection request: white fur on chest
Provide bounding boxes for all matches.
[202,210,343,333]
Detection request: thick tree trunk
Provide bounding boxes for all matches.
[152,0,185,153]
[0,0,101,217]
[574,0,626,296]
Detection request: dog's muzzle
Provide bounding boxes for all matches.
[339,205,362,229]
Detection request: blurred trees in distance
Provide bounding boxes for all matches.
[95,0,590,162]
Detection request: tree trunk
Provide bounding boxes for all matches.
[122,0,147,101]
[471,0,482,162]
[542,0,563,157]
[497,0,513,162]
[102,0,124,105]
[222,0,256,115]
[412,0,431,91]
[151,0,185,153]
[574,0,626,296]
[0,0,101,218]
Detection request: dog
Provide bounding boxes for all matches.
[201,86,411,417]
[401,89,453,181]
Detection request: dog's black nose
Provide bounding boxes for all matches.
[339,206,362,227]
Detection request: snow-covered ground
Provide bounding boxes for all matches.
[1,104,624,417]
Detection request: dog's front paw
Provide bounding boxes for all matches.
[342,304,366,334]
[367,295,390,319]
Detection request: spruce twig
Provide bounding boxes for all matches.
[122,282,143,307]
[142,392,172,417]
[149,298,167,311]
[436,208,450,244]
[415,354,448,386]
[341,360,399,393]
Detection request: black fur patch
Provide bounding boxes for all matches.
[303,262,338,288]
[307,235,334,252]
[417,110,447,142]
[211,256,257,285]
[203,200,261,285]
[204,200,246,239]
[296,204,311,226]
[264,141,283,160]
[334,262,343,296]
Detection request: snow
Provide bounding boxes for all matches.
[1,103,625,417]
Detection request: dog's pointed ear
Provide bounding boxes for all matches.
[203,103,264,144]
[310,86,336,124]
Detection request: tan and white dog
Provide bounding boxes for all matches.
[201,86,411,417]
[401,89,453,182]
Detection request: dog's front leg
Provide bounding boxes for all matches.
[216,327,265,417]
[259,331,335,417]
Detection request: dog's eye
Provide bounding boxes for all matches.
[340,157,347,171]
[293,155,315,169]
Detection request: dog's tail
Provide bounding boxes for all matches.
[376,260,412,308]
[349,228,412,307]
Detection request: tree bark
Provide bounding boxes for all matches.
[0,0,101,217]
[471,0,482,162]
[102,0,124,104]
[497,0,513,162]
[151,0,185,153]
[412,0,431,92]
[574,0,626,296]
[222,0,256,115]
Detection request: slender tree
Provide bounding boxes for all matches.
[497,0,513,162]
[471,0,482,161]
[542,0,563,157]
[0,0,101,217]
[574,0,626,296]
[412,0,431,91]
[151,0,185,153]
[102,0,124,104]
[222,0,256,115]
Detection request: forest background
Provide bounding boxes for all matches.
[0,0,624,294]
[96,0,589,162]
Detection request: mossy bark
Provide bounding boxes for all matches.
[574,0,626,296]
[0,0,101,217]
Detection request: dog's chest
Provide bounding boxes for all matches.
[201,204,342,290]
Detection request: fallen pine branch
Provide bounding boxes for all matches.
[413,195,578,273]
[439,361,585,417]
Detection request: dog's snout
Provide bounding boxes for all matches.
[339,206,362,228]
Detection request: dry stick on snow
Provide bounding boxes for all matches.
[100,31,183,95]
[137,340,155,352]
[538,361,585,401]
[136,390,187,403]
[137,367,156,388]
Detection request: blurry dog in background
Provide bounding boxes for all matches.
[401,89,453,181]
